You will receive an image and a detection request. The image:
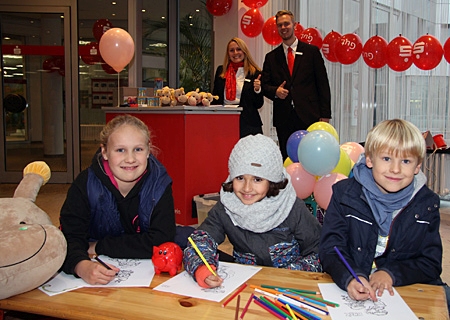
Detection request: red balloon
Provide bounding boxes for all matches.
[240,8,264,38]
[262,16,282,46]
[386,35,413,72]
[299,27,323,49]
[412,34,443,70]
[53,57,65,76]
[335,33,363,65]
[92,19,113,42]
[81,42,102,65]
[206,0,232,16]
[294,22,305,39]
[322,30,342,62]
[362,35,388,68]
[42,58,56,72]
[242,0,268,8]
[444,37,450,63]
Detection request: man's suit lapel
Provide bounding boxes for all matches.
[275,45,291,78]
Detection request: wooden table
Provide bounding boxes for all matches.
[0,267,447,320]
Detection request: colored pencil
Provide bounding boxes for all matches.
[222,283,248,308]
[270,299,308,320]
[334,246,365,287]
[276,289,328,307]
[278,295,329,316]
[299,293,339,307]
[187,236,217,276]
[261,284,319,295]
[253,298,288,320]
[234,294,241,320]
[239,293,254,320]
[285,303,298,320]
[286,302,323,320]
[259,296,291,319]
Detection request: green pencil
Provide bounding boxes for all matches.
[299,292,340,307]
[261,284,319,295]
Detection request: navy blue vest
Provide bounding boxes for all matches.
[87,154,172,240]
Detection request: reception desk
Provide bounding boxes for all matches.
[103,106,241,225]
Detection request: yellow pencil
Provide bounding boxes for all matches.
[188,236,217,276]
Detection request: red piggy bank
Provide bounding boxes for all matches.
[152,242,183,276]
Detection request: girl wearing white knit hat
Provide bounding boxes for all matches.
[183,134,322,288]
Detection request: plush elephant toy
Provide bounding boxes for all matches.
[0,161,67,299]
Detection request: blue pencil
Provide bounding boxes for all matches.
[333,246,365,287]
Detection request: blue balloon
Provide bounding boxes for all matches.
[297,130,340,176]
[286,130,308,162]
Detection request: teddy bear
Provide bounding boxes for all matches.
[199,92,219,106]
[0,161,67,300]
[156,86,176,107]
[173,87,188,106]
[186,88,202,106]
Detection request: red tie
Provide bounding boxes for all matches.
[288,47,295,75]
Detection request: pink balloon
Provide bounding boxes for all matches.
[286,163,316,200]
[99,28,135,73]
[313,173,347,210]
[340,141,365,163]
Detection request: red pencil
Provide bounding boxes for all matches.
[240,293,254,319]
[222,283,248,308]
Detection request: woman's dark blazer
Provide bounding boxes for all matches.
[212,66,264,136]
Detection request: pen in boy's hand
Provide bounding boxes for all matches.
[94,255,112,270]
[333,246,365,287]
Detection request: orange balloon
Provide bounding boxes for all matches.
[99,28,135,73]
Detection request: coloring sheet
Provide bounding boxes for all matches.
[153,262,261,302]
[318,283,417,319]
[39,256,155,296]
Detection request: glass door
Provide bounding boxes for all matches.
[0,2,75,183]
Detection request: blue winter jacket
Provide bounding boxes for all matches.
[319,177,443,291]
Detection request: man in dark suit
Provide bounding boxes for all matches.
[262,10,331,160]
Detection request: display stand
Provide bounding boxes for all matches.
[103,106,242,225]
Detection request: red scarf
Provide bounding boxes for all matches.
[225,61,244,101]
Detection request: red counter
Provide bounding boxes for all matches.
[104,106,241,225]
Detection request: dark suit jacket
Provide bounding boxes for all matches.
[262,41,331,128]
[212,66,264,134]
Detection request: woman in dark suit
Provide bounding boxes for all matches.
[212,37,264,138]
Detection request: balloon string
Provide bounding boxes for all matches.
[117,71,120,107]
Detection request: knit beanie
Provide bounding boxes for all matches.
[227,134,284,183]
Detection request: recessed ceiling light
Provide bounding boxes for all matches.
[112,1,116,5]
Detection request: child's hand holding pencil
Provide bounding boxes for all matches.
[188,237,223,288]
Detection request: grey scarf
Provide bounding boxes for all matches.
[220,168,297,233]
[353,156,415,236]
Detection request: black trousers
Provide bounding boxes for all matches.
[275,109,307,161]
